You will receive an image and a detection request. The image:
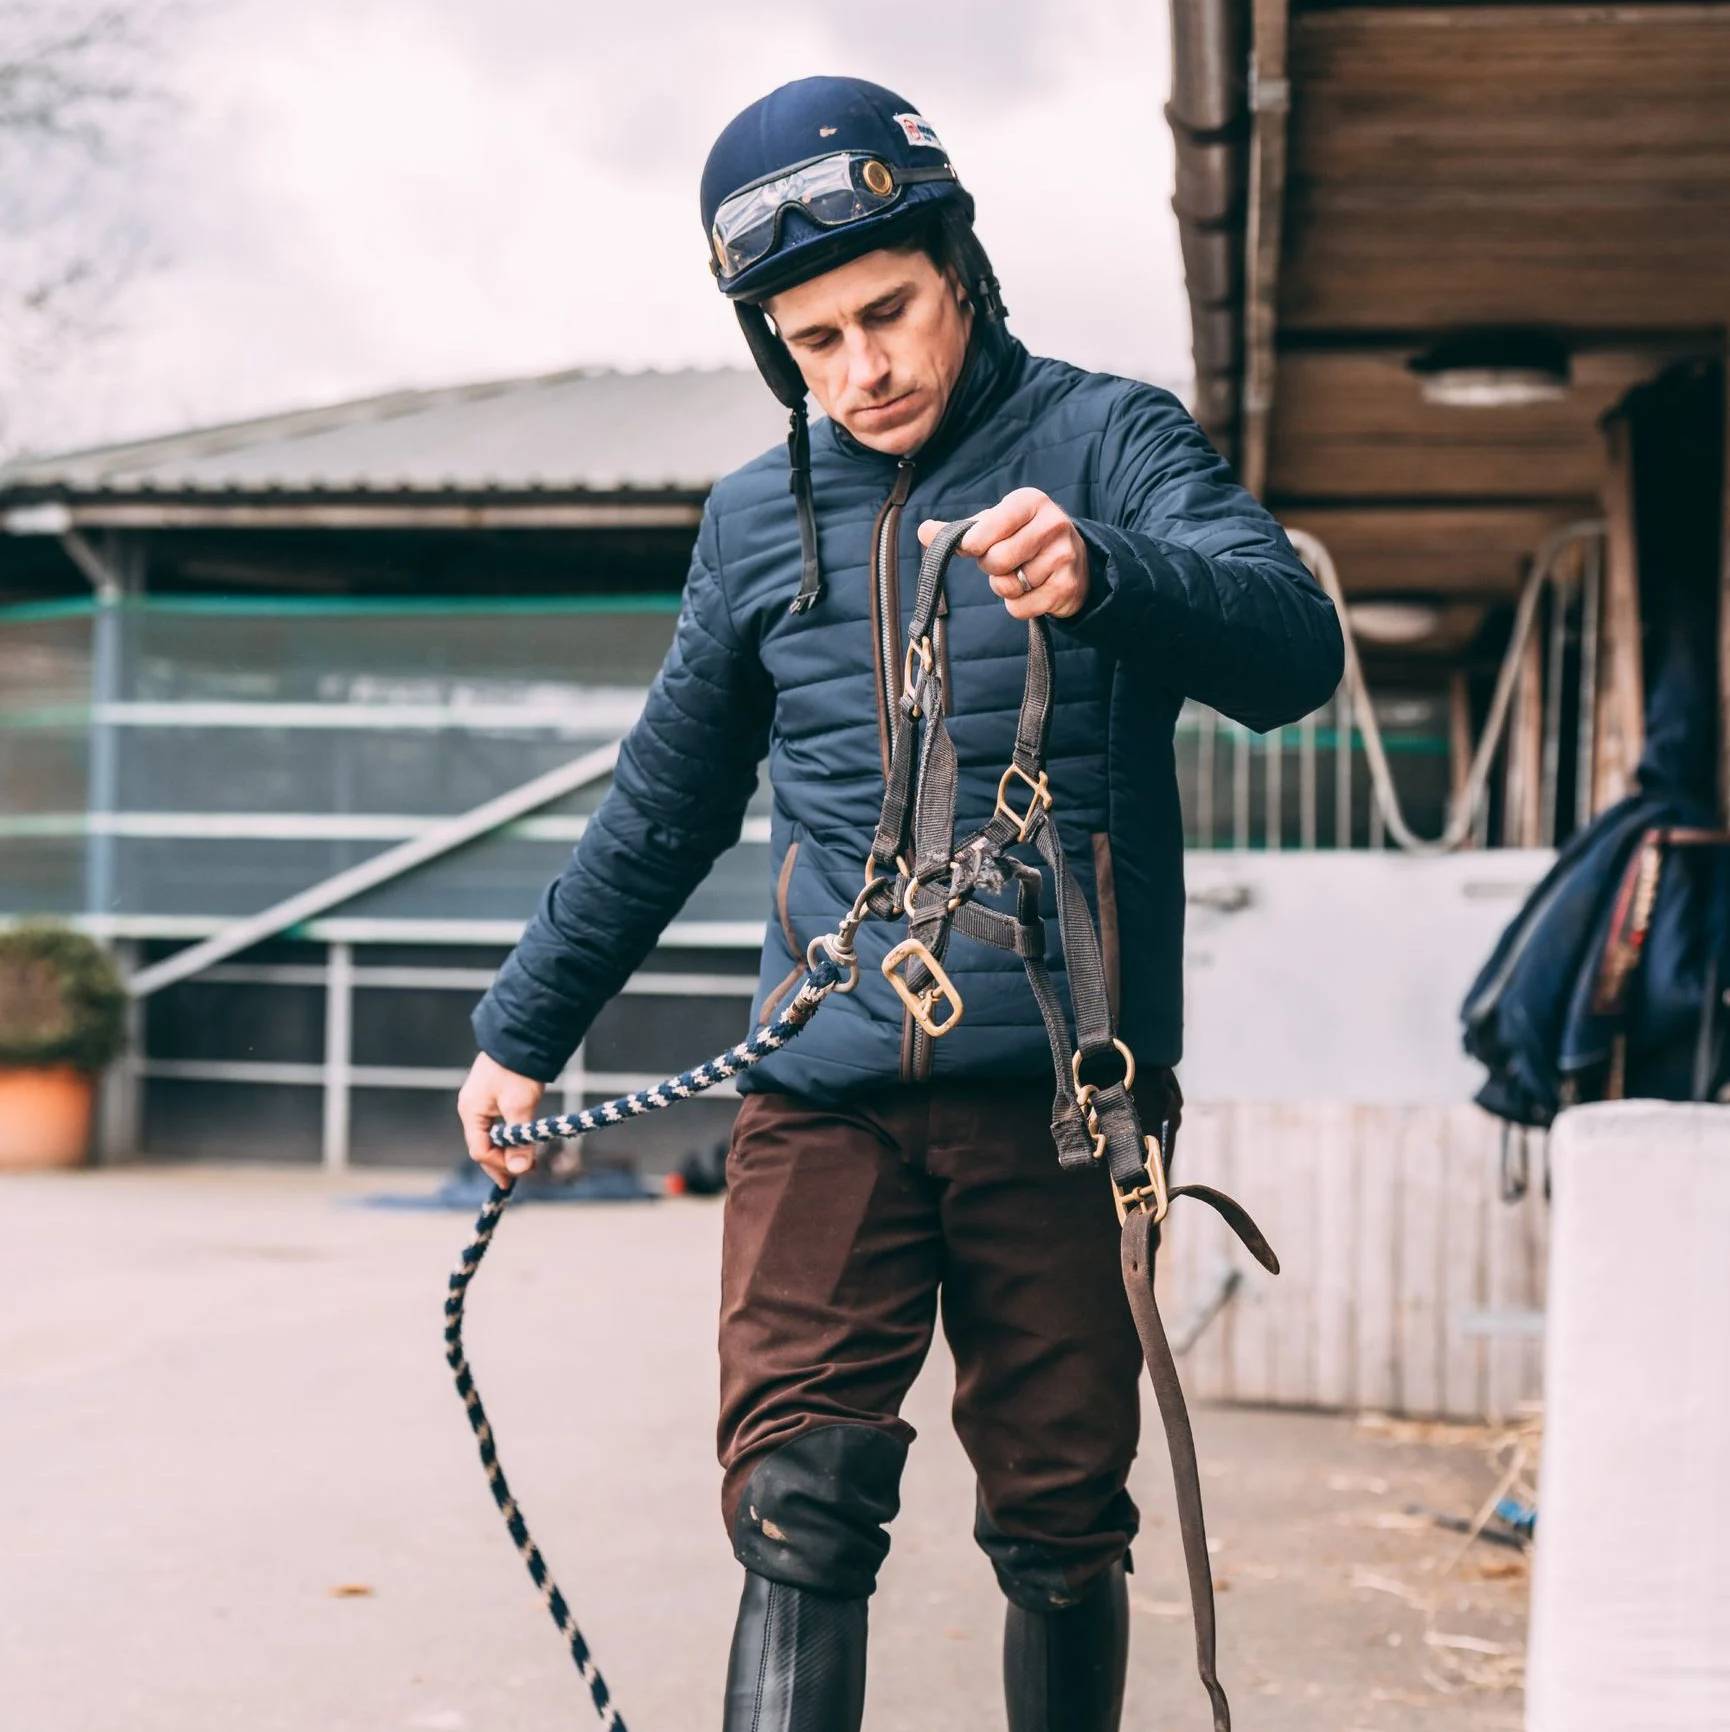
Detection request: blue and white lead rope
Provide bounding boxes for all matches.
[442,958,846,1730]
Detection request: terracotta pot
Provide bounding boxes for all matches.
[0,1063,97,1170]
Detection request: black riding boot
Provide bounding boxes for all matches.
[722,1569,868,1732]
[1003,1560,1129,1731]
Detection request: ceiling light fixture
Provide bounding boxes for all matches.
[1409,329,1572,409]
[1346,600,1446,647]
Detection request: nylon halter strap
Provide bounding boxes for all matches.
[861,516,1154,1192]
[851,516,1279,1732]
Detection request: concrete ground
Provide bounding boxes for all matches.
[4,1165,1527,1730]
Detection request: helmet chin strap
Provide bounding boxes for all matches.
[945,208,1007,324]
[735,303,823,614]
[733,225,1007,618]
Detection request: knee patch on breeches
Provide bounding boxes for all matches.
[729,1423,908,1600]
[975,1489,1139,1612]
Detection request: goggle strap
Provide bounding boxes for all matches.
[785,406,824,615]
[893,164,960,187]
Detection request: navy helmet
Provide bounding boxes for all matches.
[700,77,1005,614]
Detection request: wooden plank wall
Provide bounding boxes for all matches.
[1162,1102,1547,1421]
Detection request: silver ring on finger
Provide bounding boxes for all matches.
[1014,566,1033,595]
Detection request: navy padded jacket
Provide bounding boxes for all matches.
[471,317,1343,1097]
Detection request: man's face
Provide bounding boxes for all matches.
[764,245,973,456]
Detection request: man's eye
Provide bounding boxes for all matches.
[869,303,905,324]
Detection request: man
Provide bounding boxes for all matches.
[458,76,1341,1731]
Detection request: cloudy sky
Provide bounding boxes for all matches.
[7,0,1192,459]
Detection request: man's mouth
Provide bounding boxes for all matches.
[854,391,915,421]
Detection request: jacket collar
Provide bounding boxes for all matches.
[822,314,1025,472]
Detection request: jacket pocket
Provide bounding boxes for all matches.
[1090,831,1122,1022]
[756,837,804,1025]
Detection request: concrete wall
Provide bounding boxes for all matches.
[1166,850,1557,1419]
[1528,1103,1730,1731]
[1179,848,1553,1103]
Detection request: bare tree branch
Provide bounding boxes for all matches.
[0,1,188,456]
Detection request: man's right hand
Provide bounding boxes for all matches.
[457,1052,549,1187]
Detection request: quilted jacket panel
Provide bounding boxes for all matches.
[471,317,1343,1096]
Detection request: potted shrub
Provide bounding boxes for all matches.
[0,922,128,1171]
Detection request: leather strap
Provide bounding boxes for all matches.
[864,513,1278,1731]
[1121,1191,1278,1732]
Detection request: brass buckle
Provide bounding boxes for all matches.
[995,762,1053,842]
[882,937,964,1038]
[1112,1135,1171,1226]
[902,636,934,717]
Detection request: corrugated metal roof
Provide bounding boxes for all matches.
[0,364,790,496]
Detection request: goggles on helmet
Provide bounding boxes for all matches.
[710,150,958,281]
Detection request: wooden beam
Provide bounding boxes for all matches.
[1721,333,1730,824]
[1269,346,1696,501]
[1279,4,1730,331]
[1282,215,1730,331]
[1278,503,1586,598]
[1593,414,1646,813]
[1241,0,1292,498]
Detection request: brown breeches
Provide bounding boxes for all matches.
[716,1080,1145,1609]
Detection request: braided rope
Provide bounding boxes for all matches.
[443,959,843,1728]
[487,962,839,1149]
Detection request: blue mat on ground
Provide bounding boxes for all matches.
[356,1164,659,1210]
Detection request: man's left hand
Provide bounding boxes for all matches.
[917,488,1090,621]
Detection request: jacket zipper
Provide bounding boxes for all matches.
[868,457,917,1075]
[858,327,996,1083]
[907,603,950,1081]
[870,458,916,778]
[756,838,804,1026]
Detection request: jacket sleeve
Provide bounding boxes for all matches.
[1061,383,1343,731]
[470,505,773,1082]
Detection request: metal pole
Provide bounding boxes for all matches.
[95,936,144,1162]
[1265,725,1284,850]
[1577,533,1602,833]
[1299,708,1317,850]
[1541,546,1571,847]
[1197,708,1217,849]
[1335,684,1353,849]
[74,531,143,924]
[1232,722,1251,849]
[322,940,353,1174]
[1501,636,1525,848]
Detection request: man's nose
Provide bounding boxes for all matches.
[844,330,892,397]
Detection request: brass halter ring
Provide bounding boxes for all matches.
[1073,1037,1137,1161]
[1072,1036,1136,1100]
